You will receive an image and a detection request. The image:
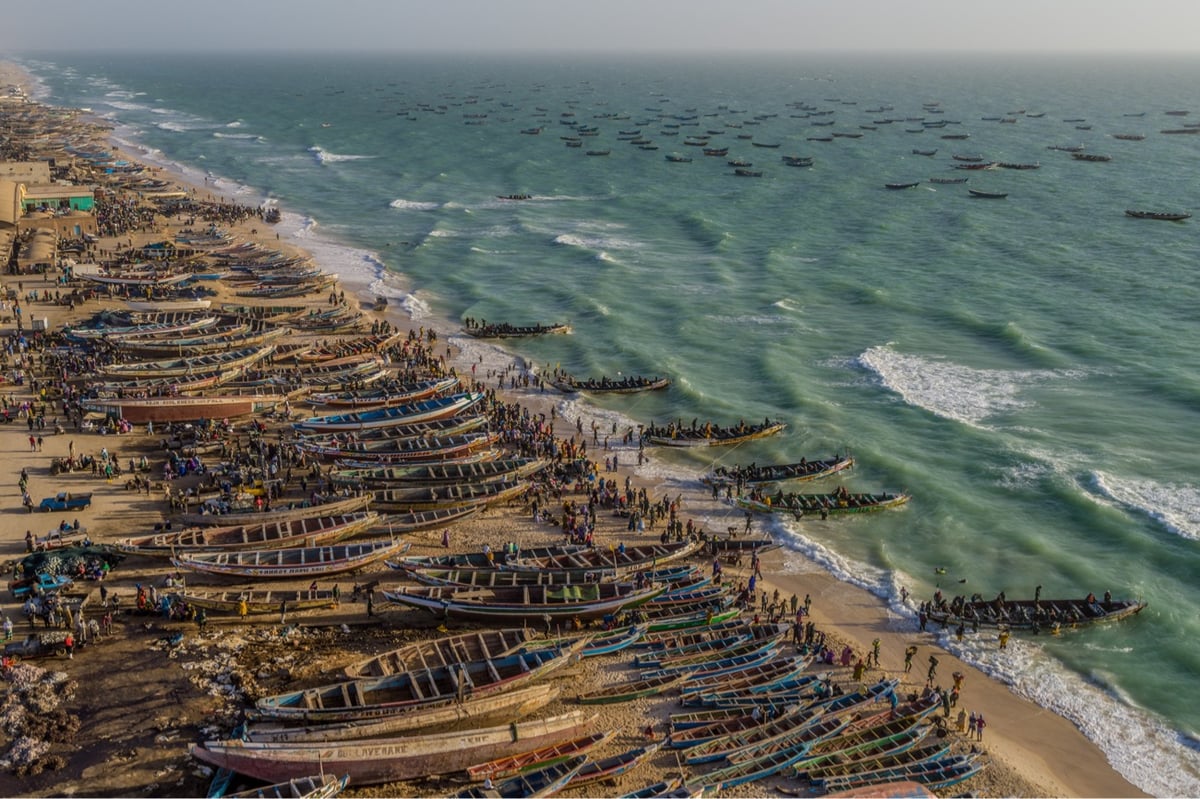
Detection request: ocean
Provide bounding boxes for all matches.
[13,50,1200,794]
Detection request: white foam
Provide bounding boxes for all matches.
[857,344,1075,427]
[307,146,376,165]
[212,132,257,140]
[389,198,442,211]
[928,629,1200,797]
[1089,472,1200,540]
[552,230,643,251]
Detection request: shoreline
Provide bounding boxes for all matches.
[0,56,1151,798]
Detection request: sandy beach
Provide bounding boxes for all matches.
[0,58,1148,799]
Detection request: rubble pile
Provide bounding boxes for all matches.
[0,664,79,776]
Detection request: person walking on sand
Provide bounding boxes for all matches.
[927,654,939,683]
[238,598,248,620]
[904,645,917,673]
[999,627,1010,649]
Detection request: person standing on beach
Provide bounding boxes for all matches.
[999,628,1010,649]
[927,654,939,683]
[904,645,917,673]
[976,713,986,740]
[238,598,248,620]
[870,638,881,668]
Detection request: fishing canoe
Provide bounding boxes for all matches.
[365,506,482,533]
[293,393,485,432]
[172,538,407,579]
[737,491,910,515]
[245,683,559,744]
[331,458,548,487]
[505,539,703,573]
[798,739,950,783]
[82,394,287,423]
[64,315,218,342]
[566,741,662,789]
[814,753,986,794]
[190,711,594,786]
[668,712,778,749]
[297,414,489,447]
[644,607,742,633]
[644,420,786,447]
[342,628,539,679]
[550,374,671,394]
[177,495,372,527]
[315,432,502,463]
[177,589,340,615]
[250,646,578,722]
[924,595,1147,631]
[466,730,615,781]
[463,322,570,338]
[455,755,588,798]
[382,582,666,623]
[112,513,378,556]
[369,480,529,511]
[404,567,621,589]
[306,376,460,408]
[702,455,855,487]
[127,298,212,312]
[100,344,273,379]
[391,544,589,571]
[698,741,815,792]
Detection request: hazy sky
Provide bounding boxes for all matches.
[3,0,1199,55]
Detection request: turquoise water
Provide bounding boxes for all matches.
[15,51,1200,793]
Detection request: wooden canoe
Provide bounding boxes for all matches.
[454,755,588,798]
[505,539,703,573]
[644,420,786,447]
[112,512,378,556]
[306,376,460,408]
[244,683,560,744]
[465,730,615,781]
[702,455,855,487]
[331,458,548,487]
[342,628,539,679]
[923,596,1147,631]
[177,495,372,527]
[176,589,339,615]
[566,741,662,789]
[382,582,666,624]
[737,491,910,515]
[369,480,529,511]
[292,393,485,432]
[171,538,407,579]
[251,645,580,723]
[189,711,595,786]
